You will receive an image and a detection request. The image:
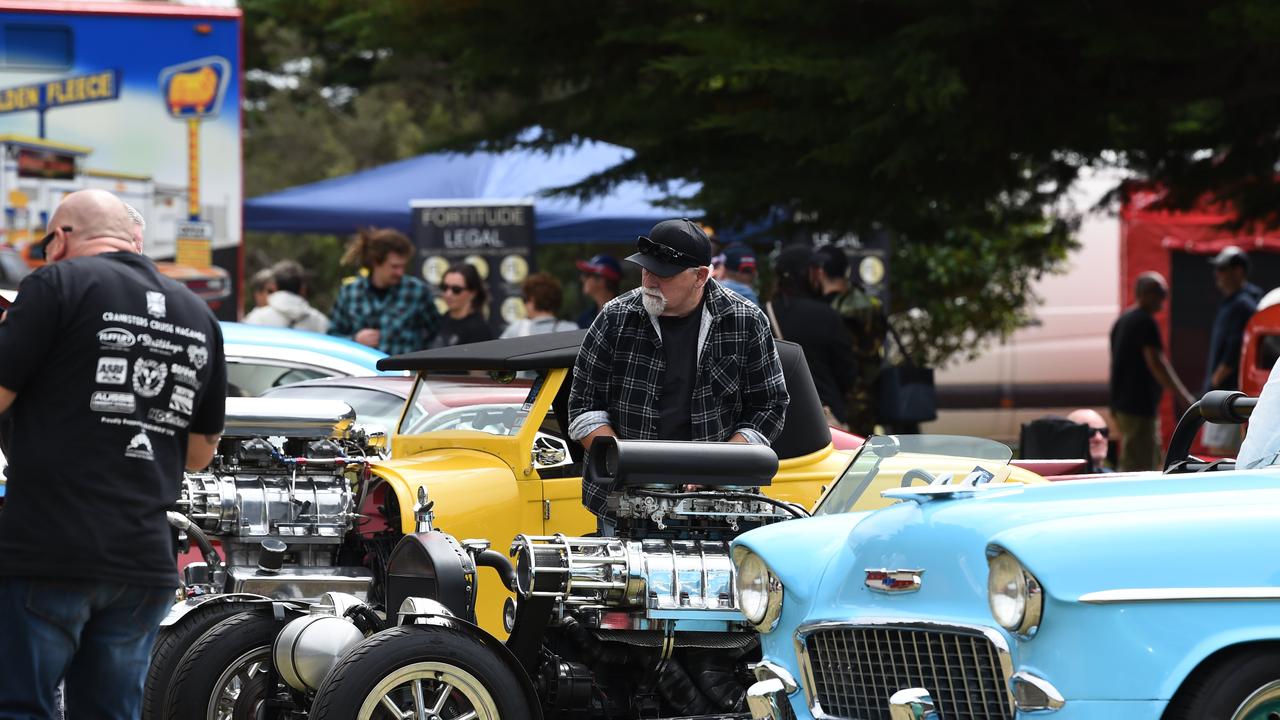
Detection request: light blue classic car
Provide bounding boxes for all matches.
[732,430,1280,720]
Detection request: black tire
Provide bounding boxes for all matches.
[310,625,532,720]
[1166,646,1280,720]
[162,609,289,720]
[143,600,257,720]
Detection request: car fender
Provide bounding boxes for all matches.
[372,450,534,636]
[397,606,542,719]
[372,450,528,535]
[160,592,285,627]
[989,498,1280,603]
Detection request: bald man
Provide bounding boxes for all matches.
[0,189,226,720]
[1067,408,1113,473]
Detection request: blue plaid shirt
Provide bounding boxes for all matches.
[328,275,440,356]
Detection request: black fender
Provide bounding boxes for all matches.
[160,593,305,627]
[397,607,542,719]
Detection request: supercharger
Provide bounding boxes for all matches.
[172,397,381,599]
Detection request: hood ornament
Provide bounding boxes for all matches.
[865,568,924,594]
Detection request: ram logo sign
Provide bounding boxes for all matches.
[159,57,230,119]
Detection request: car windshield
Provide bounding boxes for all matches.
[397,371,545,437]
[814,435,1013,515]
[260,385,419,432]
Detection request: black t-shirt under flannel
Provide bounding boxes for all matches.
[0,252,226,587]
[657,301,702,440]
[1110,306,1163,416]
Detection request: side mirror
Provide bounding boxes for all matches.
[352,422,389,456]
[532,433,569,468]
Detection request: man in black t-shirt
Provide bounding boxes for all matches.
[768,244,858,428]
[0,189,226,720]
[1109,271,1194,471]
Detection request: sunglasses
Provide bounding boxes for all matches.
[637,235,699,268]
[1088,427,1109,439]
[440,283,469,295]
[37,225,72,258]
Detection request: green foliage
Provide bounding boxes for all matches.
[239,11,507,315]
[241,1,1280,363]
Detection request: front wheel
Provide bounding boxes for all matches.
[1166,647,1280,720]
[143,600,258,720]
[162,608,289,720]
[310,625,532,720]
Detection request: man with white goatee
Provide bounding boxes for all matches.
[568,218,789,514]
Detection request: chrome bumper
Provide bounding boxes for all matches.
[746,661,798,720]
[889,688,938,720]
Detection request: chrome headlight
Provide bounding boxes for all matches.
[732,545,784,632]
[987,547,1042,636]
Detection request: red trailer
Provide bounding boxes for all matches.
[1121,189,1280,449]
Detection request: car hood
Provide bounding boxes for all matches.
[824,471,1280,612]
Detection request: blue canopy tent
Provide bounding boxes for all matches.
[244,136,712,244]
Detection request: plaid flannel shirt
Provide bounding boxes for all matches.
[328,275,441,356]
[569,280,789,514]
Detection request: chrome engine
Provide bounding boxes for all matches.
[512,438,796,631]
[175,397,383,600]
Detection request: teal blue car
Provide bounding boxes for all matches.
[733,398,1280,720]
[220,321,396,396]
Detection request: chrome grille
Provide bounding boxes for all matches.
[799,624,1015,720]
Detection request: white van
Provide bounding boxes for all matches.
[923,172,1121,445]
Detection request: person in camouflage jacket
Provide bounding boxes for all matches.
[814,245,887,436]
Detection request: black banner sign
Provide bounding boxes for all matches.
[411,201,537,333]
[810,228,891,308]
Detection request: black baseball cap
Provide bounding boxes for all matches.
[1209,245,1249,271]
[813,244,849,278]
[626,218,713,277]
[774,243,821,280]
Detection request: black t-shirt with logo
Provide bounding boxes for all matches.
[0,252,226,587]
[1110,306,1163,416]
[431,312,494,349]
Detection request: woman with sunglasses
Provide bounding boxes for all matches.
[431,262,493,348]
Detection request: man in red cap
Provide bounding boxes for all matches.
[714,243,761,307]
[568,218,789,514]
[574,253,622,328]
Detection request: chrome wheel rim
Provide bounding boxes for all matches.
[357,661,498,720]
[207,645,271,720]
[1234,679,1280,720]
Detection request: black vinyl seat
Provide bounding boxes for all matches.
[1018,416,1089,461]
[772,340,832,459]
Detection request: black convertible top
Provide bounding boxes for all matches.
[378,330,588,372]
[378,330,832,460]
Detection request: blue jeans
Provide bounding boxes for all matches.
[0,577,174,720]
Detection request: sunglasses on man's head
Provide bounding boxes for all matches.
[637,235,698,267]
[1088,426,1109,439]
[440,283,468,295]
